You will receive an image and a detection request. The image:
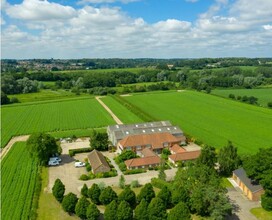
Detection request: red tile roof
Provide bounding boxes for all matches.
[125,156,161,168]
[169,150,201,162]
[119,132,182,149]
[141,148,157,157]
[170,144,186,154]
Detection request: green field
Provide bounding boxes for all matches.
[8,89,89,103]
[212,88,272,107]
[1,98,114,147]
[57,67,148,74]
[1,142,38,220]
[123,91,272,154]
[101,96,143,124]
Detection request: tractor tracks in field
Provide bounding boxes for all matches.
[95,96,123,125]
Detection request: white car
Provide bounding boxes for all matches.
[50,157,62,162]
[48,160,59,166]
[75,162,85,168]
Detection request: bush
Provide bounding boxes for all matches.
[79,174,90,181]
[10,97,19,103]
[151,178,171,189]
[124,169,146,175]
[69,147,93,157]
[118,162,127,172]
[52,179,65,202]
[86,162,92,172]
[229,94,235,99]
[267,102,272,108]
[62,193,78,214]
[261,194,272,211]
[130,180,140,188]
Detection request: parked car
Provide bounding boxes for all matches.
[48,160,59,166]
[75,162,85,168]
[49,157,62,162]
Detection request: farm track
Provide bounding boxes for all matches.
[0,135,30,159]
[95,96,123,125]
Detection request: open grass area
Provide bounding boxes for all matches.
[212,88,272,107]
[123,90,272,154]
[1,142,38,220]
[1,98,114,147]
[101,96,143,124]
[57,67,148,74]
[251,207,272,220]
[8,89,89,103]
[37,167,78,220]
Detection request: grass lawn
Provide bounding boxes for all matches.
[221,177,233,188]
[101,96,143,124]
[251,207,272,220]
[123,90,272,154]
[1,98,114,147]
[57,67,148,74]
[212,88,272,107]
[37,167,78,220]
[8,89,89,103]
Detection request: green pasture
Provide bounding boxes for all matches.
[212,88,272,107]
[1,142,38,220]
[57,67,148,74]
[101,96,143,124]
[123,91,272,154]
[8,89,89,103]
[1,98,114,147]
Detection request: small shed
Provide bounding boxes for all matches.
[87,150,110,174]
[233,168,264,201]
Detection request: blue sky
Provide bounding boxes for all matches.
[1,0,272,59]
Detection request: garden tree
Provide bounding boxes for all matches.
[157,186,172,208]
[158,163,166,181]
[61,193,78,214]
[119,175,125,189]
[167,202,191,220]
[52,178,65,202]
[261,193,272,211]
[104,200,118,220]
[137,183,155,203]
[268,102,272,108]
[88,183,101,204]
[90,130,109,151]
[86,203,100,220]
[81,184,88,197]
[196,145,217,168]
[75,196,90,219]
[218,141,241,176]
[118,186,136,208]
[1,91,10,104]
[117,201,133,220]
[171,185,189,205]
[26,133,59,165]
[99,186,118,205]
[134,199,149,220]
[148,197,167,220]
[115,150,137,163]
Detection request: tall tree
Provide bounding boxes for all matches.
[197,145,217,168]
[104,200,118,220]
[167,202,191,220]
[99,186,118,205]
[148,197,167,220]
[137,183,155,204]
[1,91,10,104]
[90,130,109,151]
[117,201,133,220]
[119,175,126,189]
[62,192,78,214]
[52,178,65,202]
[118,186,136,208]
[81,184,88,197]
[218,141,241,176]
[26,133,59,165]
[157,186,172,208]
[88,183,101,204]
[75,197,90,219]
[134,199,149,220]
[86,203,100,220]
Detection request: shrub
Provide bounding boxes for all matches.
[52,178,65,202]
[151,178,171,189]
[267,102,272,108]
[261,193,272,211]
[130,180,140,188]
[62,193,78,214]
[124,169,146,175]
[79,174,90,181]
[86,162,92,172]
[228,94,235,99]
[69,147,93,157]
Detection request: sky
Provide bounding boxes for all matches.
[1,0,272,59]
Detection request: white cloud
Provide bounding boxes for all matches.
[185,0,199,3]
[263,25,272,31]
[78,0,139,4]
[154,19,191,32]
[6,0,76,21]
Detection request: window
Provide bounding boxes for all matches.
[136,146,141,150]
[126,147,131,150]
[163,142,168,147]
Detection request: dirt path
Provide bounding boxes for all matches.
[0,135,30,159]
[95,96,123,125]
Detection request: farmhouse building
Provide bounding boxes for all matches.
[87,150,110,174]
[169,150,201,165]
[232,168,264,201]
[125,148,161,170]
[107,121,185,146]
[117,132,185,154]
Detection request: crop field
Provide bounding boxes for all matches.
[212,88,272,107]
[8,89,89,103]
[123,91,272,154]
[1,142,38,220]
[101,96,143,124]
[1,98,114,147]
[57,67,148,74]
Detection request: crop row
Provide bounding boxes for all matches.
[1,142,38,220]
[1,98,115,147]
